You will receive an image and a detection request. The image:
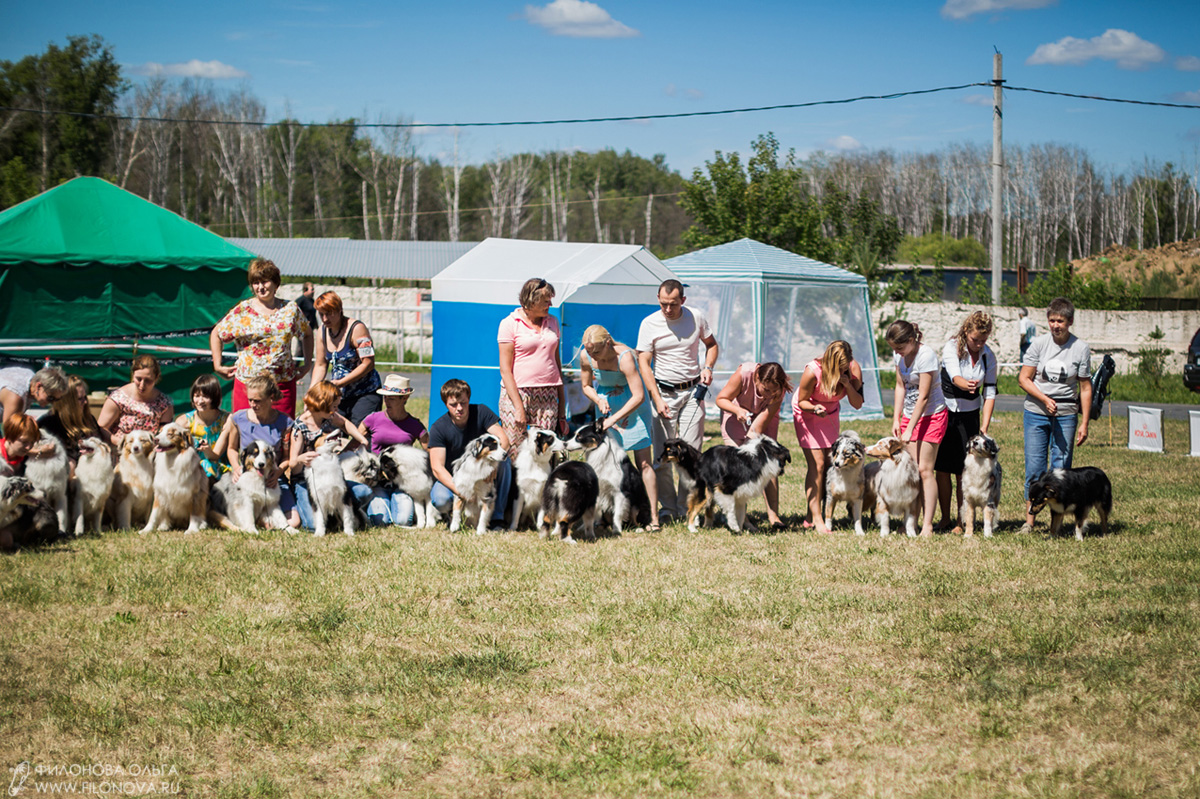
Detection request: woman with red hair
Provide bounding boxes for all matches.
[310,290,382,425]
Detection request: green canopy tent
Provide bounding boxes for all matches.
[0,177,252,409]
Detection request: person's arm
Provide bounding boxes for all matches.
[326,321,377,389]
[638,349,669,419]
[157,396,175,427]
[299,315,314,379]
[225,420,242,480]
[209,326,235,380]
[902,372,933,444]
[1018,365,1057,416]
[944,346,977,393]
[429,446,456,495]
[794,368,827,417]
[604,351,646,430]
[699,333,719,386]
[498,341,525,428]
[488,422,510,452]
[1077,377,1092,446]
[579,353,608,414]
[892,369,905,439]
[0,388,24,421]
[714,370,749,424]
[311,327,328,384]
[332,411,370,449]
[843,361,865,410]
[97,397,122,444]
[980,396,996,436]
[554,339,567,435]
[289,427,318,471]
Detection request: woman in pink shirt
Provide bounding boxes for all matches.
[498,278,566,448]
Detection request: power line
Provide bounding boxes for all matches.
[0,83,991,129]
[1005,85,1200,110]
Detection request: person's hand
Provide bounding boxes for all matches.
[892,420,902,439]
[214,364,235,380]
[600,416,613,431]
[513,403,527,428]
[739,409,753,426]
[810,404,827,418]
[746,428,761,439]
[965,379,980,392]
[597,398,610,415]
[558,417,570,436]
[28,442,55,457]
[901,429,913,445]
[655,399,670,419]
[1076,424,1089,446]
[701,367,714,386]
[298,451,318,467]
[1044,398,1058,416]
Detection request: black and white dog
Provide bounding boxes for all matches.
[378,444,438,528]
[509,427,566,531]
[824,431,877,536]
[540,460,599,543]
[210,440,290,532]
[568,420,649,535]
[0,475,59,551]
[1028,466,1112,541]
[695,436,792,534]
[450,433,506,535]
[655,438,706,531]
[961,433,1003,538]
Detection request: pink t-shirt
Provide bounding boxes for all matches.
[497,310,563,388]
[361,411,427,454]
[720,362,780,444]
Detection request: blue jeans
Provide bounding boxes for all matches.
[293,478,369,530]
[431,456,512,523]
[364,486,415,527]
[1023,410,1077,499]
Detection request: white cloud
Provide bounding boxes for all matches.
[826,135,862,151]
[684,88,704,100]
[522,0,639,38]
[941,0,1055,20]
[1176,56,1200,71]
[1170,90,1200,104]
[1027,29,1165,70]
[130,59,249,79]
[961,93,993,106]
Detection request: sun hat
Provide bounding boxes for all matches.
[376,374,414,396]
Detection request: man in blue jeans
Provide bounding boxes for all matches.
[1017,296,1092,534]
[429,378,512,527]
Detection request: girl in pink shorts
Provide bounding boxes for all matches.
[886,320,948,537]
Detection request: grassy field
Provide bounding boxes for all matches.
[2,401,1199,797]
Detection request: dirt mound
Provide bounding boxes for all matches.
[1069,239,1200,297]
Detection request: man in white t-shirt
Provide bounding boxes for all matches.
[1017,307,1036,362]
[637,279,719,521]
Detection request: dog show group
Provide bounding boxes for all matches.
[0,257,1111,550]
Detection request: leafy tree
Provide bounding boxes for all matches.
[0,35,125,205]
[896,232,987,268]
[1024,263,1142,310]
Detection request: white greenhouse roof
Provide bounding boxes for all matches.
[666,238,866,285]
[433,238,677,306]
[227,238,478,280]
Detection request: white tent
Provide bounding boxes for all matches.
[666,238,883,420]
[429,237,678,421]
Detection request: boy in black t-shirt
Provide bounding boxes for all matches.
[429,378,512,524]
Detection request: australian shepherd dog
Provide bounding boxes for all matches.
[864,436,921,538]
[1028,466,1111,541]
[71,436,115,536]
[961,433,1003,538]
[141,422,209,534]
[824,431,878,536]
[509,427,566,531]
[568,420,649,535]
[378,444,439,528]
[540,460,599,543]
[655,438,706,532]
[209,440,290,532]
[0,475,59,551]
[449,433,505,535]
[694,436,792,535]
[23,433,70,534]
[109,429,156,530]
[304,432,357,537]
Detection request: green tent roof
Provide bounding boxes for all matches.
[0,177,255,270]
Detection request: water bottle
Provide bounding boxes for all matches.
[692,383,708,402]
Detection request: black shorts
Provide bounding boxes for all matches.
[340,391,382,427]
[933,409,980,475]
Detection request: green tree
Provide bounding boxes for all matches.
[679,133,829,259]
[0,35,125,206]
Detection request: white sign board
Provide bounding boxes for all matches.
[1128,405,1164,453]
[1190,411,1200,457]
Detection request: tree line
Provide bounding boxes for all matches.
[3,36,1197,274]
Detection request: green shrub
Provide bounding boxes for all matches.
[896,233,988,268]
[1023,263,1142,310]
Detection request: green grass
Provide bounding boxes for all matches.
[2,409,1199,797]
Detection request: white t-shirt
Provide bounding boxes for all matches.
[1023,333,1091,417]
[940,339,998,414]
[636,306,712,385]
[894,343,946,419]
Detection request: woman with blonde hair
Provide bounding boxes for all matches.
[579,324,659,530]
[935,311,998,532]
[498,277,566,449]
[36,375,105,479]
[792,340,864,533]
[716,361,793,529]
[886,319,948,538]
[97,355,174,448]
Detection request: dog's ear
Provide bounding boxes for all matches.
[888,438,904,457]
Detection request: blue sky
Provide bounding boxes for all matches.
[4,0,1200,176]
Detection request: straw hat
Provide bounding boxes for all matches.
[376,374,414,396]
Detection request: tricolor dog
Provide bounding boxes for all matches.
[864,436,921,538]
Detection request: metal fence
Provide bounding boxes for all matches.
[343,304,432,367]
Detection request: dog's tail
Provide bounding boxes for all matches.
[206,508,243,532]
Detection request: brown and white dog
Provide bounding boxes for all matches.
[71,436,115,536]
[141,422,209,534]
[450,433,505,535]
[961,433,1002,538]
[864,436,920,538]
[109,429,156,530]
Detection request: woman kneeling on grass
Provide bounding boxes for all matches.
[716,361,792,530]
[288,380,371,531]
[886,320,947,538]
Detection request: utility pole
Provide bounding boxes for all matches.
[991,51,1004,304]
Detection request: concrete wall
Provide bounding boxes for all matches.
[874,301,1200,373]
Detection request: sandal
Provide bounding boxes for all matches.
[646,523,662,533]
